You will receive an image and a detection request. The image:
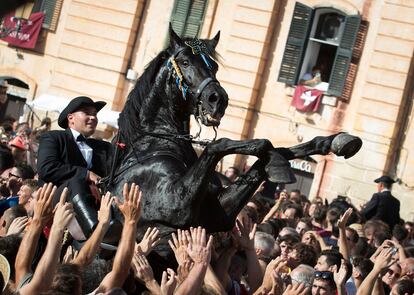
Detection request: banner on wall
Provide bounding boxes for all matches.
[0,12,45,49]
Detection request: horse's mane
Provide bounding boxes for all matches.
[118,50,169,143]
[118,39,219,146]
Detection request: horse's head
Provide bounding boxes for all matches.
[168,26,228,127]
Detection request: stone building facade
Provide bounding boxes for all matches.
[1,0,413,219]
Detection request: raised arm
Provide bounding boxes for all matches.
[337,208,352,261]
[357,248,393,295]
[15,183,55,286]
[175,227,212,295]
[333,259,348,295]
[234,217,262,292]
[71,192,113,268]
[19,188,74,295]
[262,193,286,223]
[204,264,227,295]
[96,182,142,292]
[131,253,161,294]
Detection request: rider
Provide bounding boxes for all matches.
[37,96,120,243]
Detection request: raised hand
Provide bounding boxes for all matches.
[373,247,394,271]
[262,257,288,290]
[337,208,353,229]
[268,269,283,295]
[131,254,155,283]
[254,181,266,195]
[187,226,213,264]
[98,192,113,227]
[52,188,74,231]
[168,229,191,265]
[234,217,256,251]
[333,259,348,288]
[161,268,177,295]
[115,183,142,224]
[137,227,160,256]
[7,216,28,235]
[282,283,309,295]
[177,260,193,284]
[33,183,57,226]
[62,245,79,264]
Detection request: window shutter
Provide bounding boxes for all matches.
[340,20,368,101]
[32,0,63,31]
[327,14,361,97]
[171,0,191,37]
[170,0,207,39]
[183,0,208,38]
[277,2,313,85]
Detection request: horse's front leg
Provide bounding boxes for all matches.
[180,138,274,203]
[275,132,362,160]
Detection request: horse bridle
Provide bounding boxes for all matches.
[167,39,219,104]
[106,40,219,188]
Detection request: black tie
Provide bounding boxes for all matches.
[76,134,86,142]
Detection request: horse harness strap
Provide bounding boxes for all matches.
[167,39,218,101]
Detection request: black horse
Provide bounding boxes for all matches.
[108,26,362,259]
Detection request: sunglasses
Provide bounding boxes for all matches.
[387,269,400,278]
[314,271,334,280]
[9,172,21,178]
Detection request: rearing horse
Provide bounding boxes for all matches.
[109,26,362,259]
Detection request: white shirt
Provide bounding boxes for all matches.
[70,128,93,169]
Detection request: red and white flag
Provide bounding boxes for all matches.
[291,85,324,112]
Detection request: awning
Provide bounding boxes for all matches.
[26,94,120,128]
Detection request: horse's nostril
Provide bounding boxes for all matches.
[208,93,218,103]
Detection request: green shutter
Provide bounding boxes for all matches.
[327,14,361,96]
[170,0,208,39]
[171,0,191,37]
[32,0,62,30]
[41,0,56,29]
[277,2,313,85]
[183,0,207,38]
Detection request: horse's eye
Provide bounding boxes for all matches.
[182,60,189,67]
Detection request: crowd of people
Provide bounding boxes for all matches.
[0,96,413,295]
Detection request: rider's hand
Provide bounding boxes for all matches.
[87,171,101,185]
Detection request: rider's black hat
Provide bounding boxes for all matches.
[374,175,395,185]
[58,96,106,128]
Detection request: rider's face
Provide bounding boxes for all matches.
[67,106,98,137]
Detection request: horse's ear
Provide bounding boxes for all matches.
[169,23,184,50]
[206,31,220,49]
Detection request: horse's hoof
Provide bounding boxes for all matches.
[265,151,297,184]
[331,133,362,159]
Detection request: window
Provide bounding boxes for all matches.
[32,0,63,31]
[170,0,208,38]
[278,2,363,99]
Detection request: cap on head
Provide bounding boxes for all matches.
[374,175,395,185]
[58,96,106,129]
